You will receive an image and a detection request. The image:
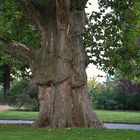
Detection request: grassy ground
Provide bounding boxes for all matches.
[0,110,37,120]
[0,110,140,124]
[96,110,140,124]
[0,124,139,140]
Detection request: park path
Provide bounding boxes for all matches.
[0,105,15,111]
[0,120,139,130]
[104,123,140,130]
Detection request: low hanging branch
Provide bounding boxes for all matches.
[0,37,36,64]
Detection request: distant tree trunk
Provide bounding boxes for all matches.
[3,64,10,102]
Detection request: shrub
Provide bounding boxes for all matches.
[88,78,140,111]
[9,80,39,111]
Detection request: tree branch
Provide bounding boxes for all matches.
[71,0,89,9]
[0,37,36,64]
[18,0,46,39]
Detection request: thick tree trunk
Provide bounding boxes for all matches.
[31,8,104,128]
[1,1,103,128]
[33,84,103,128]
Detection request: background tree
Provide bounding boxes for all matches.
[0,52,31,102]
[1,64,10,102]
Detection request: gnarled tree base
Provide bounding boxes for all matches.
[32,82,104,128]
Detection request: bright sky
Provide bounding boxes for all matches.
[85,0,100,13]
[85,0,106,83]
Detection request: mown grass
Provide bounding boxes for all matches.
[0,110,140,124]
[0,124,139,140]
[96,110,140,124]
[0,110,37,120]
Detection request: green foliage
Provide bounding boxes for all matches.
[0,0,40,86]
[0,53,31,82]
[91,89,140,110]
[84,0,140,78]
[88,81,119,110]
[0,0,41,48]
[93,90,118,110]
[88,78,140,110]
[9,80,39,111]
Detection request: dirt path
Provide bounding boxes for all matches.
[0,105,14,111]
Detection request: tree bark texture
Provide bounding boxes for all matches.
[30,1,103,128]
[1,0,104,128]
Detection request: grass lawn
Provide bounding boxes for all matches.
[0,110,140,124]
[0,110,37,120]
[96,110,140,124]
[0,124,139,140]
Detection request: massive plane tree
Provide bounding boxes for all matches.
[0,0,104,128]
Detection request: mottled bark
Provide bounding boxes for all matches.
[31,1,104,128]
